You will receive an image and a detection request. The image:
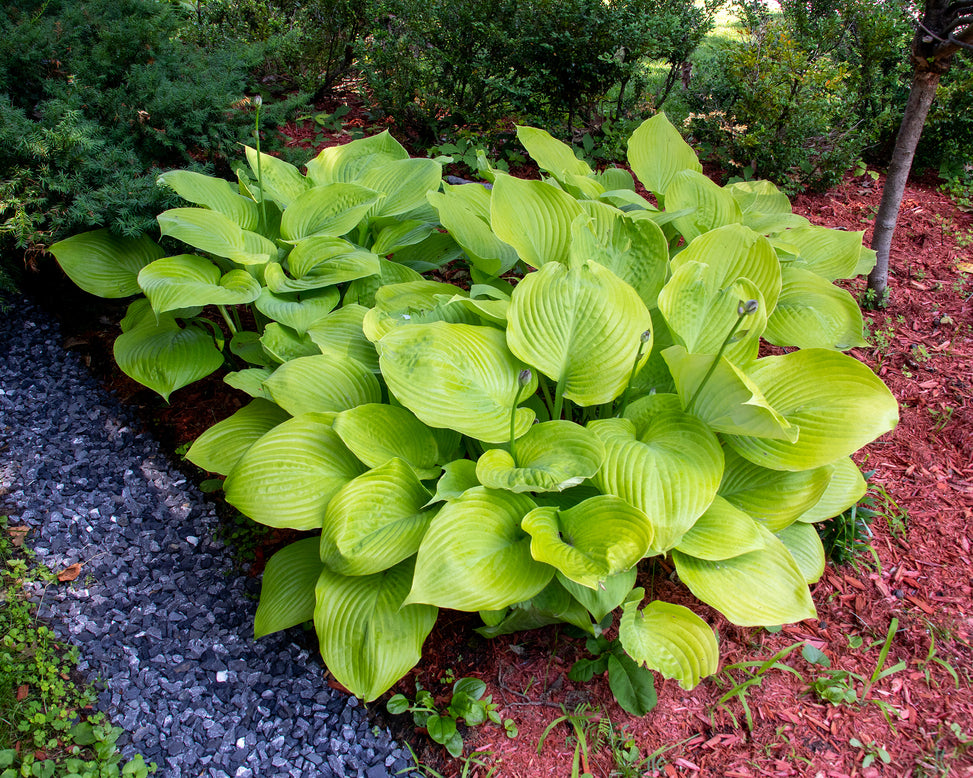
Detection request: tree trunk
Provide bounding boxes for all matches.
[866,68,941,302]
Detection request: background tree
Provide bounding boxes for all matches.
[867,0,973,301]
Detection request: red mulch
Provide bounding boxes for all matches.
[44,97,973,777]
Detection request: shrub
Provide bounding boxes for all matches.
[51,116,897,705]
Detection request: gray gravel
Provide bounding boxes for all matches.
[0,296,417,778]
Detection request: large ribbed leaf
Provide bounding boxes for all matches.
[186,398,290,476]
[517,126,592,179]
[314,558,437,702]
[280,183,382,242]
[475,578,595,638]
[674,495,764,560]
[618,590,719,690]
[727,180,808,234]
[224,367,274,399]
[489,174,584,268]
[476,421,605,493]
[522,496,653,589]
[427,460,480,505]
[254,538,322,638]
[264,238,381,292]
[764,266,867,350]
[358,158,443,219]
[795,457,867,523]
[776,522,825,584]
[320,459,435,575]
[305,130,409,186]
[333,404,442,479]
[590,409,723,552]
[627,113,701,200]
[113,300,223,401]
[670,224,782,313]
[259,322,320,363]
[138,255,261,314]
[557,569,637,622]
[362,280,470,342]
[253,286,340,334]
[157,208,277,265]
[785,225,865,281]
[428,185,519,276]
[50,229,163,298]
[567,211,669,309]
[158,169,260,229]
[506,260,652,405]
[224,413,365,529]
[658,262,766,364]
[307,304,379,372]
[723,349,898,471]
[663,346,795,441]
[264,353,381,416]
[344,257,422,307]
[405,488,553,611]
[672,524,817,626]
[718,446,832,531]
[244,146,309,209]
[665,170,742,241]
[377,322,536,443]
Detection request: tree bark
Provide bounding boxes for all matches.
[866,68,940,301]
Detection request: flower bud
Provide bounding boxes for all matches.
[738,299,759,316]
[518,369,533,386]
[253,94,263,108]
[640,330,652,344]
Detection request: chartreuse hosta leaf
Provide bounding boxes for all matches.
[307,304,379,372]
[476,578,595,638]
[264,239,381,293]
[591,408,724,553]
[51,229,163,298]
[764,266,867,350]
[662,346,795,441]
[264,353,381,416]
[113,299,224,401]
[371,220,435,255]
[795,456,867,523]
[357,157,443,219]
[665,170,743,241]
[522,496,653,589]
[670,224,782,313]
[784,224,865,281]
[224,413,365,529]
[345,257,423,308]
[674,496,763,560]
[244,145,309,209]
[427,184,519,277]
[333,404,442,480]
[305,129,409,186]
[718,446,832,531]
[280,183,383,242]
[627,112,701,200]
[568,210,669,309]
[672,524,817,626]
[259,322,320,363]
[315,558,437,702]
[405,488,554,611]
[476,421,605,493]
[658,261,766,365]
[224,367,274,400]
[776,522,825,584]
[427,460,480,505]
[186,398,290,476]
[618,589,718,690]
[726,180,809,234]
[362,280,471,342]
[254,537,322,638]
[506,260,652,406]
[253,286,340,334]
[516,125,593,180]
[557,569,637,623]
[320,458,436,576]
[157,208,277,265]
[158,169,260,230]
[724,349,898,471]
[137,255,261,314]
[490,173,584,268]
[377,322,537,444]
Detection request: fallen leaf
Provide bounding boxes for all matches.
[956,262,973,273]
[57,563,83,582]
[8,526,28,547]
[16,684,29,701]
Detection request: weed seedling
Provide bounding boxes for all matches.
[710,642,806,730]
[849,737,891,769]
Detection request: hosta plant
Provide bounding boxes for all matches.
[51,114,897,707]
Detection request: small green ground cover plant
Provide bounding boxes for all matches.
[0,517,155,777]
[51,113,897,709]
